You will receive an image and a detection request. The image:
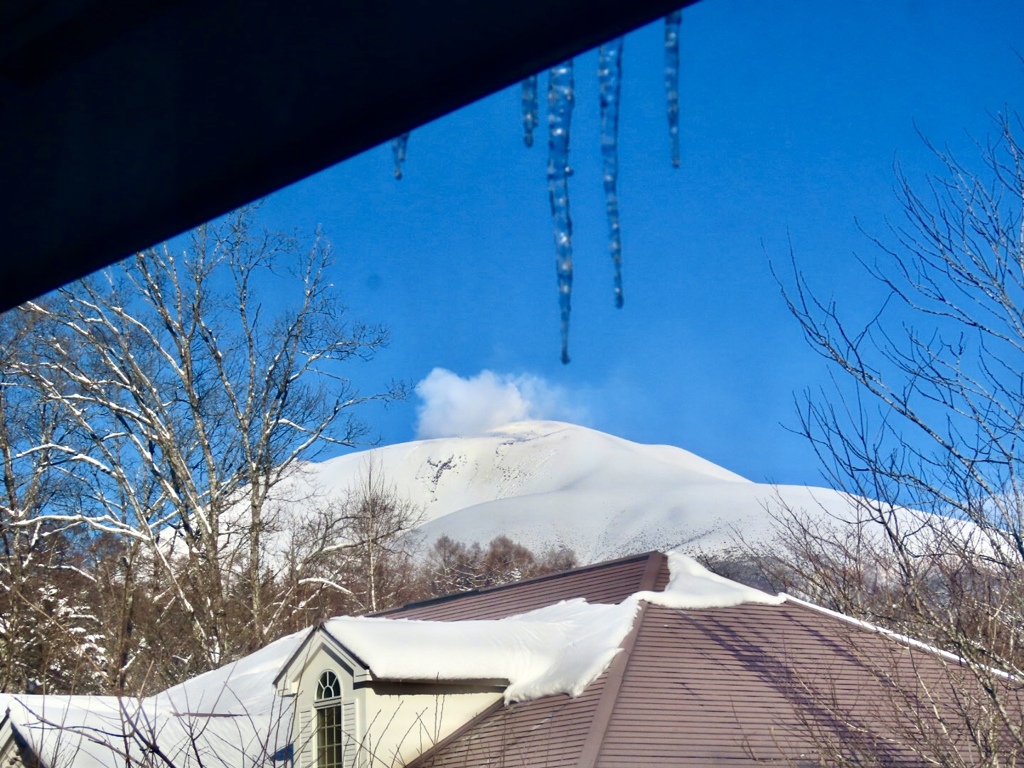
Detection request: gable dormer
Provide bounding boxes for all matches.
[274,629,368,768]
[0,709,42,768]
[275,626,503,768]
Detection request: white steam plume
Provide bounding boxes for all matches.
[414,368,588,439]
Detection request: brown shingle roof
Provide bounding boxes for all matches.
[381,551,666,621]
[394,552,1024,767]
[401,554,667,768]
[409,675,610,768]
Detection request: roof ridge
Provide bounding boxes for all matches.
[781,593,1014,678]
[374,550,660,616]
[396,552,666,768]
[573,551,665,768]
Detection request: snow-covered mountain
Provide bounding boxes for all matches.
[284,420,868,564]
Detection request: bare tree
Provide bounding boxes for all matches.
[420,535,487,596]
[0,310,106,694]
[417,535,578,598]
[266,457,425,626]
[7,208,396,684]
[337,458,424,613]
[768,111,1024,763]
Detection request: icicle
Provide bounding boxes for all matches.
[664,10,682,168]
[547,60,575,364]
[392,132,410,179]
[599,38,625,309]
[521,75,539,148]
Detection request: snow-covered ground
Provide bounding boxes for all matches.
[280,420,874,563]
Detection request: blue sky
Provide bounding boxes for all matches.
[256,0,1023,486]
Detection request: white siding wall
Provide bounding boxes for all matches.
[288,642,501,768]
[297,708,312,768]
[360,688,501,767]
[342,701,357,768]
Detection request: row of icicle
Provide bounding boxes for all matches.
[391,10,684,363]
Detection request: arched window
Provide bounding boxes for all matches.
[317,670,342,700]
[315,671,343,768]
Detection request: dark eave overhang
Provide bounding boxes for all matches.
[0,0,698,314]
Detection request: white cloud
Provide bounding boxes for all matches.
[414,368,588,439]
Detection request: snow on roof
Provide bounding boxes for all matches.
[324,598,637,703]
[322,552,783,703]
[157,628,308,716]
[637,550,786,610]
[1,552,783,766]
[1,630,308,768]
